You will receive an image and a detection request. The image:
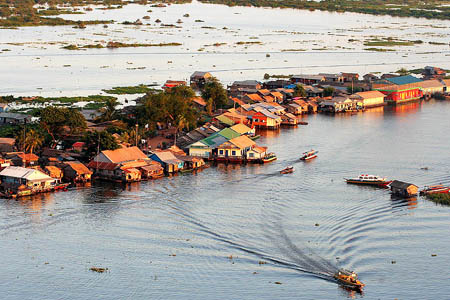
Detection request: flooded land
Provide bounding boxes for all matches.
[1,1,449,98]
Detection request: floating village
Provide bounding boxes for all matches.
[0,66,449,206]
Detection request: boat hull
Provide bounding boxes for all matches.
[334,275,364,290]
[346,179,392,187]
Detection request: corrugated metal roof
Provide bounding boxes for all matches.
[218,128,241,140]
[101,146,148,163]
[0,166,52,180]
[230,123,252,135]
[386,75,422,85]
[216,115,234,126]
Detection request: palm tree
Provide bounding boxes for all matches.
[23,129,43,155]
[100,98,119,121]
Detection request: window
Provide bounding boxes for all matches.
[249,153,254,158]
[219,150,223,155]
[232,151,236,156]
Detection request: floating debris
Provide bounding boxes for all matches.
[90,267,108,273]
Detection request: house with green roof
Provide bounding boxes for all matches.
[217,127,241,140]
[188,133,228,158]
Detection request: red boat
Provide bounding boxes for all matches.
[419,185,450,195]
[300,150,318,161]
[280,166,294,174]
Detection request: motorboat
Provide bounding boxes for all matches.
[280,166,294,174]
[419,185,450,195]
[300,150,318,161]
[334,270,364,291]
[262,152,277,163]
[345,174,391,187]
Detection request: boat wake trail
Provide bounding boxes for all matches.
[268,223,339,278]
[171,205,338,281]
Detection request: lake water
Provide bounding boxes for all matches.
[1,1,450,97]
[1,100,449,299]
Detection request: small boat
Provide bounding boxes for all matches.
[419,185,450,195]
[345,174,392,187]
[300,150,318,161]
[334,270,364,291]
[280,166,294,174]
[262,152,277,163]
[299,121,308,125]
[250,135,261,141]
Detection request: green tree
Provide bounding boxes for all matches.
[39,106,87,143]
[83,131,120,159]
[323,87,335,97]
[201,77,228,111]
[99,98,119,121]
[396,68,409,76]
[294,84,307,97]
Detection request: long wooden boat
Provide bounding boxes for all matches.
[262,152,277,163]
[345,174,392,187]
[334,270,364,291]
[298,121,308,125]
[250,135,261,141]
[300,150,318,161]
[419,185,450,195]
[280,166,294,174]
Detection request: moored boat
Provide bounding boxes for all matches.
[262,152,277,163]
[419,185,450,195]
[299,121,308,125]
[280,166,294,174]
[345,174,392,187]
[334,270,364,291]
[300,150,318,161]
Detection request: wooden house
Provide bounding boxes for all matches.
[390,180,418,198]
[286,103,302,115]
[246,146,267,162]
[44,166,63,182]
[419,80,444,97]
[341,72,359,82]
[190,71,212,88]
[149,151,183,173]
[291,75,325,85]
[0,138,15,153]
[350,91,386,108]
[319,73,344,83]
[307,100,318,113]
[0,113,32,126]
[0,166,56,196]
[216,135,256,162]
[281,113,298,126]
[5,152,39,167]
[138,161,164,179]
[292,99,310,114]
[61,161,92,183]
[319,96,354,113]
[249,110,281,129]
